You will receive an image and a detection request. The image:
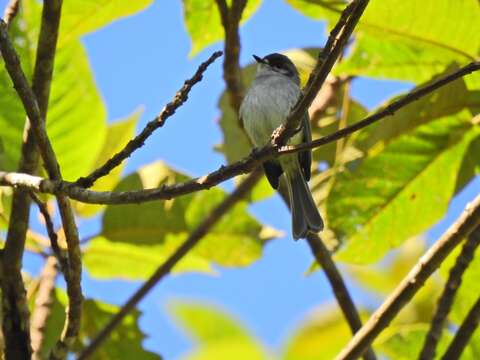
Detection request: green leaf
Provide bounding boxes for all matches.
[169,301,267,360]
[83,235,213,280]
[98,161,277,279]
[74,110,141,217]
[58,0,153,47]
[183,0,262,56]
[282,306,366,360]
[336,0,480,83]
[287,0,480,83]
[0,0,107,180]
[329,114,479,264]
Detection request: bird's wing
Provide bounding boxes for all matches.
[298,112,312,181]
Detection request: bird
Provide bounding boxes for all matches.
[239,53,324,239]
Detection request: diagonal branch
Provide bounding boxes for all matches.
[306,233,377,360]
[77,168,263,360]
[75,51,223,189]
[335,194,480,360]
[215,0,246,116]
[3,0,20,25]
[419,226,480,360]
[441,294,480,360]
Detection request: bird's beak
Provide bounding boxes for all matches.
[253,55,264,64]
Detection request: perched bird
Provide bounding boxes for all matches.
[240,53,324,239]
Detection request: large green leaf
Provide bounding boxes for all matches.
[328,114,479,264]
[95,161,277,279]
[59,0,154,47]
[183,0,262,56]
[287,0,480,84]
[169,301,267,360]
[74,110,140,217]
[0,0,107,181]
[83,235,213,280]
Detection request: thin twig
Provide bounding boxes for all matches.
[29,192,69,274]
[441,295,480,360]
[306,233,377,360]
[215,0,246,116]
[75,51,223,189]
[419,226,480,360]
[335,194,480,360]
[77,168,263,359]
[30,256,58,360]
[3,0,20,25]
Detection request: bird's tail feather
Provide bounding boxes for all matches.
[286,171,324,239]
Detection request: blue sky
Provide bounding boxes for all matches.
[3,0,478,358]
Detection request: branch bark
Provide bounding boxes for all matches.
[441,295,480,360]
[0,2,83,357]
[1,0,63,356]
[74,51,223,189]
[77,168,263,359]
[419,226,480,360]
[306,233,377,360]
[3,0,20,25]
[335,194,480,360]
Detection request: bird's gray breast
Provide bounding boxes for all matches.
[240,74,302,147]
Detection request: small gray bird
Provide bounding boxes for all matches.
[240,53,324,239]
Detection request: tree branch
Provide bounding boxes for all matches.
[75,51,223,189]
[0,3,83,357]
[215,0,246,116]
[335,194,480,360]
[30,257,58,360]
[29,192,68,274]
[441,295,480,360]
[306,233,377,360]
[77,168,263,359]
[1,60,478,206]
[1,0,63,356]
[3,0,20,25]
[419,226,480,360]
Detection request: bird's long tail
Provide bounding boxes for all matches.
[285,170,324,239]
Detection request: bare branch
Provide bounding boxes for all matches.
[29,192,69,274]
[215,0,246,115]
[3,0,20,25]
[31,257,58,360]
[419,226,480,360]
[441,295,480,360]
[75,51,223,189]
[335,194,480,360]
[306,233,377,360]
[77,168,263,359]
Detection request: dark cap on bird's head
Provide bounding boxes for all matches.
[253,53,300,83]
